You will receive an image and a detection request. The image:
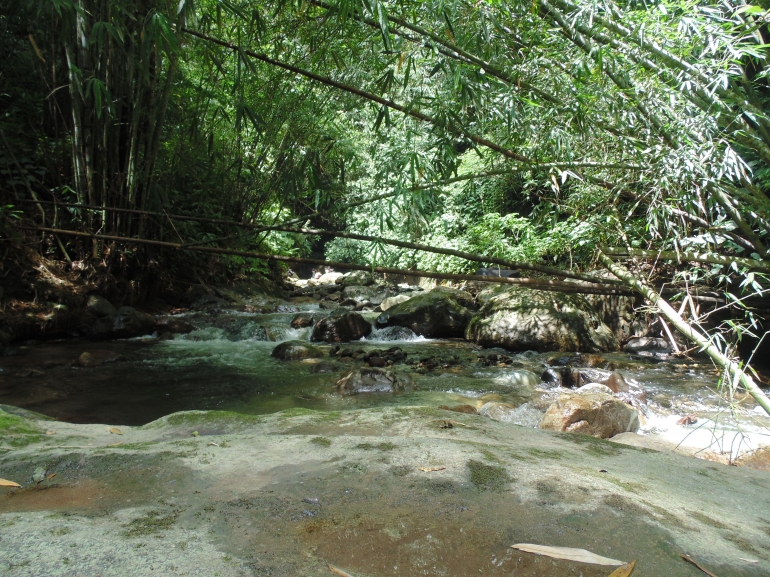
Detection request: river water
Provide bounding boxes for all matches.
[1,304,769,462]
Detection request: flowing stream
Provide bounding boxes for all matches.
[1,304,769,461]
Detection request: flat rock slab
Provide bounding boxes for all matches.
[1,407,769,576]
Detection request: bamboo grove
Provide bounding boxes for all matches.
[2,0,770,410]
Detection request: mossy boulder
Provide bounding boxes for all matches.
[270,340,324,361]
[311,309,372,342]
[376,289,472,338]
[466,286,619,352]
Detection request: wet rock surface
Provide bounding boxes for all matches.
[1,407,768,577]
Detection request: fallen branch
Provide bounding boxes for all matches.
[270,225,623,285]
[598,250,770,416]
[15,226,634,295]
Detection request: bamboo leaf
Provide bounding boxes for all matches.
[511,544,625,565]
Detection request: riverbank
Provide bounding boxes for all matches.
[1,406,769,576]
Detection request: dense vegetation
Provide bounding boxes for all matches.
[2,0,770,408]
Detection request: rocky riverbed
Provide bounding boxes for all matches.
[1,273,770,575]
[2,407,770,576]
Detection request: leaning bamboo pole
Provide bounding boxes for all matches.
[598,250,770,416]
[19,225,632,295]
[603,247,770,272]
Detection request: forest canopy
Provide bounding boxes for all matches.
[2,0,770,408]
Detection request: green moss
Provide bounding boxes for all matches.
[108,442,155,450]
[160,410,263,428]
[526,447,566,460]
[279,407,318,418]
[122,509,180,537]
[312,411,343,422]
[558,433,625,457]
[0,411,44,447]
[356,442,397,451]
[310,436,332,447]
[481,449,501,463]
[467,459,512,491]
[688,511,729,529]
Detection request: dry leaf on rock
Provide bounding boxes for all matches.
[327,563,355,577]
[45,430,56,435]
[108,427,122,435]
[608,560,636,576]
[511,544,625,566]
[46,473,57,480]
[418,466,446,472]
[0,478,21,488]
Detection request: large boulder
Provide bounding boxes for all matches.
[311,309,372,343]
[465,286,619,352]
[429,286,476,309]
[376,289,472,338]
[336,367,414,395]
[380,294,413,311]
[86,295,117,318]
[271,340,324,361]
[335,271,375,286]
[90,306,156,339]
[539,393,639,438]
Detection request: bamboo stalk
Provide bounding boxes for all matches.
[604,247,770,272]
[598,250,770,416]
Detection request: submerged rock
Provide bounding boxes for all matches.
[311,309,372,343]
[90,306,156,339]
[290,313,318,329]
[542,367,647,404]
[271,340,324,361]
[76,352,97,367]
[340,285,378,304]
[539,393,639,438]
[624,337,670,352]
[155,318,194,335]
[86,295,117,318]
[478,402,544,427]
[466,286,619,352]
[336,367,415,395]
[311,361,341,373]
[376,289,472,338]
[439,404,478,415]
